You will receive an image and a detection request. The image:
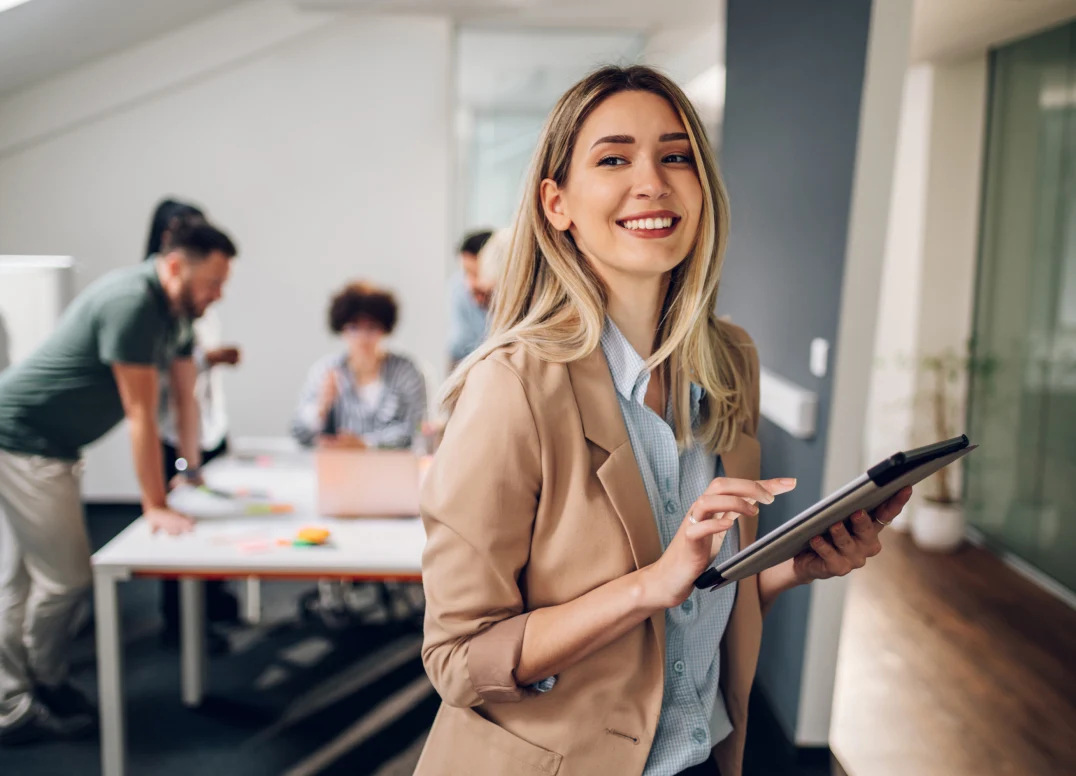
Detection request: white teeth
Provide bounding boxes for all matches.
[621,217,675,230]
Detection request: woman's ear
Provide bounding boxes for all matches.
[540,179,572,232]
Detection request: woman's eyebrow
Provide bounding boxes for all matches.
[591,134,634,149]
[589,132,690,150]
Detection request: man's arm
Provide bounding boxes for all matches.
[112,362,193,535]
[169,358,202,478]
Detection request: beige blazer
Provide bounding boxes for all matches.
[417,323,763,776]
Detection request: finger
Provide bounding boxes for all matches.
[828,521,857,553]
[849,510,876,540]
[703,477,791,505]
[689,495,759,522]
[685,516,736,542]
[759,477,798,497]
[871,489,911,527]
[809,535,840,562]
[810,535,852,574]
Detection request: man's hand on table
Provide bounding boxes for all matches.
[146,506,195,536]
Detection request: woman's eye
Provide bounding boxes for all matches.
[597,156,629,167]
[664,153,694,164]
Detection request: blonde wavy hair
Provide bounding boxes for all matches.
[442,65,751,454]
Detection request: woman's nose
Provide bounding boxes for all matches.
[633,160,671,199]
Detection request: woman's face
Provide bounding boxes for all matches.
[541,90,703,287]
[343,317,385,361]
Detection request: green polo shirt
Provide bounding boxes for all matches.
[0,261,193,460]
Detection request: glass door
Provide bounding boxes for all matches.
[966,22,1076,592]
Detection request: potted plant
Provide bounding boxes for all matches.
[901,346,998,551]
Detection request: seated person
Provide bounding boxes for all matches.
[291,282,427,628]
[292,282,426,450]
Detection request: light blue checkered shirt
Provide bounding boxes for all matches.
[601,319,739,776]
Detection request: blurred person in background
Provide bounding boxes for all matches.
[447,230,493,369]
[292,281,427,451]
[417,65,912,776]
[423,227,512,442]
[291,281,427,628]
[144,199,243,653]
[0,220,237,746]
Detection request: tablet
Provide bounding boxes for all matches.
[694,435,977,591]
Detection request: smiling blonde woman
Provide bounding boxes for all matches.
[417,65,911,776]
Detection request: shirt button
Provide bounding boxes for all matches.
[692,727,707,744]
[673,660,685,675]
[664,500,677,515]
[681,599,694,613]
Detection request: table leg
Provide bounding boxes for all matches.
[94,569,127,776]
[242,576,262,624]
[179,578,206,707]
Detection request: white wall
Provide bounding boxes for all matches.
[865,55,987,500]
[912,57,988,446]
[0,0,454,500]
[864,65,933,465]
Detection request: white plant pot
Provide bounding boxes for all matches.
[911,500,965,552]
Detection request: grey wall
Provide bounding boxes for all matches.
[718,0,874,741]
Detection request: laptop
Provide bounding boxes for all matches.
[316,449,422,517]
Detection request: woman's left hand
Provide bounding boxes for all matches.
[792,486,913,583]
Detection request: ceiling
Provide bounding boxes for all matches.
[912,0,1076,61]
[457,28,645,112]
[0,0,246,97]
[295,0,721,30]
[2,0,1076,100]
[0,0,720,99]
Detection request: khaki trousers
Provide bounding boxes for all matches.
[0,448,91,726]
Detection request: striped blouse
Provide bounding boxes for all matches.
[291,351,427,449]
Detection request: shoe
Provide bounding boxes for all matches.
[160,624,231,656]
[35,682,97,721]
[0,699,94,746]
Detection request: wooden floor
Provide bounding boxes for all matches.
[831,531,1076,776]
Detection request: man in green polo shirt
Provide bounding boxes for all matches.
[0,221,237,745]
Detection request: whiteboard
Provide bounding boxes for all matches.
[0,256,75,372]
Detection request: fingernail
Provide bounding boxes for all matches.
[853,511,867,522]
[780,478,797,486]
[812,537,824,547]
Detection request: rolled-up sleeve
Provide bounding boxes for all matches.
[420,356,541,708]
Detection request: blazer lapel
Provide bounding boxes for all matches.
[566,348,664,572]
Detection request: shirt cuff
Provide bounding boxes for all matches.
[531,676,557,693]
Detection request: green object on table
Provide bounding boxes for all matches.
[292,539,316,547]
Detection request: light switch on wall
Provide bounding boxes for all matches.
[810,338,829,378]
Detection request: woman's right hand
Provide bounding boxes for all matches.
[645,476,797,609]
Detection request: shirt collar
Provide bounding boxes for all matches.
[600,317,650,406]
[600,316,706,425]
